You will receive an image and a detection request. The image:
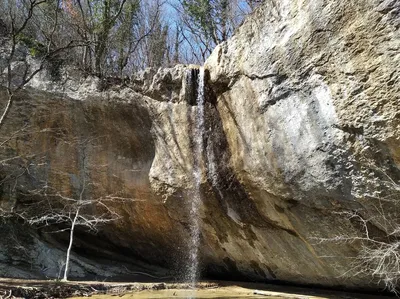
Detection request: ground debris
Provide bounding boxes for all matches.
[0,283,139,299]
[0,283,103,299]
[0,280,221,299]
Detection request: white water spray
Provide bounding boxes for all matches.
[187,67,205,289]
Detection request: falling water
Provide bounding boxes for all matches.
[186,67,206,290]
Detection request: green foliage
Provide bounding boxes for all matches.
[180,0,239,60]
[182,0,214,39]
[17,33,64,81]
[17,34,46,58]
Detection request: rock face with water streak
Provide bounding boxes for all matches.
[0,0,399,290]
[201,0,400,285]
[201,0,400,288]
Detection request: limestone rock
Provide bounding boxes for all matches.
[203,0,400,288]
[130,65,188,103]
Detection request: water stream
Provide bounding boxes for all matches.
[186,67,206,290]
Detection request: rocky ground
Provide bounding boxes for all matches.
[0,279,393,299]
[0,278,213,299]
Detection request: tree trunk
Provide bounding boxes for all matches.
[0,93,13,127]
[62,208,80,281]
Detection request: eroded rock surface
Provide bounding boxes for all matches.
[0,0,399,290]
[203,0,400,288]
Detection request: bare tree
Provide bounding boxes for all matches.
[0,0,87,127]
[63,0,168,76]
[0,132,139,281]
[312,153,400,294]
[17,184,122,281]
[12,136,133,281]
[143,0,169,69]
[127,0,168,72]
[165,0,257,64]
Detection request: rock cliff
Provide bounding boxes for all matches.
[0,0,399,290]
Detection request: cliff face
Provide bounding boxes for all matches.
[202,0,400,287]
[0,0,399,289]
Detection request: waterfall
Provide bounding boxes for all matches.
[186,67,205,289]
